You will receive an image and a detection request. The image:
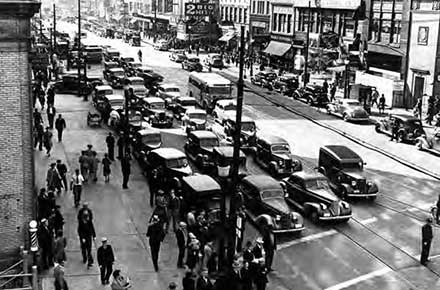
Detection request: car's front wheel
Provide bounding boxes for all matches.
[416,140,423,150]
[397,132,405,143]
[375,124,381,133]
[310,211,320,223]
[343,113,350,122]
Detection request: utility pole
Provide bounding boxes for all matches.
[53,3,56,54]
[228,25,246,265]
[77,0,82,99]
[153,0,157,42]
[39,8,43,42]
[303,0,311,87]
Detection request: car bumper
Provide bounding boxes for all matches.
[347,116,370,122]
[347,192,377,198]
[319,214,352,221]
[151,121,172,128]
[273,224,305,234]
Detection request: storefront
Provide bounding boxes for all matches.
[263,34,295,70]
[132,12,171,34]
[249,14,270,51]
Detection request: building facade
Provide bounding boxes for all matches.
[220,0,250,35]
[249,0,270,50]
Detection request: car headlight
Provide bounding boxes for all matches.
[320,203,327,210]
[351,180,357,187]
[341,201,349,209]
[367,181,373,187]
[275,215,281,221]
[351,112,355,117]
[278,160,283,166]
[290,213,298,222]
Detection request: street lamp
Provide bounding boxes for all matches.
[53,1,56,55]
[344,59,350,99]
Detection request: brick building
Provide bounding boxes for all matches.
[0,0,40,262]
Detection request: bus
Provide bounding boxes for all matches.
[188,72,233,112]
[84,45,103,63]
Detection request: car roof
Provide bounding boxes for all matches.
[127,76,144,82]
[213,146,245,158]
[152,147,186,159]
[178,96,196,102]
[281,73,298,78]
[182,175,221,192]
[258,134,288,144]
[290,171,327,181]
[96,85,113,91]
[190,130,217,139]
[342,99,360,104]
[390,114,420,121]
[104,94,124,101]
[260,70,276,74]
[138,128,160,136]
[225,115,253,123]
[104,61,118,65]
[109,67,124,72]
[321,145,361,161]
[143,97,163,103]
[243,175,282,191]
[130,62,142,66]
[186,108,206,114]
[138,66,153,71]
[216,99,237,106]
[160,83,179,89]
[306,84,323,89]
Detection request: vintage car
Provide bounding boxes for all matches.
[146,148,192,185]
[318,145,379,200]
[169,50,187,63]
[125,77,147,98]
[131,128,162,160]
[92,85,113,104]
[181,175,222,226]
[415,127,440,154]
[212,146,248,178]
[250,71,277,88]
[135,66,154,79]
[375,114,425,143]
[96,94,125,118]
[182,108,208,133]
[237,175,305,234]
[253,134,302,177]
[182,56,203,72]
[153,39,169,51]
[272,74,299,96]
[156,84,181,100]
[203,53,224,68]
[141,97,173,128]
[223,116,257,149]
[281,171,352,223]
[117,109,149,133]
[103,61,120,81]
[52,74,93,95]
[212,99,237,123]
[107,68,126,89]
[327,99,370,122]
[184,130,220,170]
[130,35,141,46]
[125,61,143,77]
[103,47,120,62]
[118,56,135,69]
[139,71,164,91]
[293,84,329,106]
[168,96,198,118]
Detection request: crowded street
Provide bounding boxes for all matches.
[29,21,440,290]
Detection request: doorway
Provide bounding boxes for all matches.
[414,76,425,102]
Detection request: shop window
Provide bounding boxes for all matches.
[391,20,401,44]
[413,0,421,9]
[234,7,238,22]
[381,13,392,43]
[370,16,380,41]
[266,1,270,14]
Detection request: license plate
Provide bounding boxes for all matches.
[353,190,360,193]
[294,224,303,229]
[323,213,330,217]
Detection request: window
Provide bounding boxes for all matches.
[244,8,248,24]
[239,8,242,23]
[252,1,256,13]
[278,14,285,32]
[266,1,270,14]
[381,12,392,43]
[433,0,440,10]
[391,16,401,44]
[221,7,224,19]
[234,7,238,22]
[287,14,292,33]
[272,13,277,31]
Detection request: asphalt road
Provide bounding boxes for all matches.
[38,22,440,290]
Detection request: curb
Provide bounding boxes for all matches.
[218,70,440,181]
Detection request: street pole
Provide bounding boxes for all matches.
[228,25,245,265]
[303,0,311,87]
[39,8,43,42]
[53,3,56,54]
[153,0,157,42]
[77,0,82,99]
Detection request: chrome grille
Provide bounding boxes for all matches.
[280,215,291,228]
[329,201,340,216]
[356,179,367,193]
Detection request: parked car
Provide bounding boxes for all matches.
[146,148,192,186]
[272,74,299,96]
[118,56,135,69]
[318,145,379,200]
[253,134,302,177]
[182,56,203,72]
[156,84,181,100]
[117,109,149,133]
[184,130,219,170]
[182,108,208,133]
[125,76,147,98]
[212,146,248,178]
[169,50,187,63]
[293,84,329,106]
[415,127,440,154]
[237,175,305,234]
[103,47,120,61]
[375,114,425,143]
[153,39,169,51]
[204,53,223,68]
[168,96,198,118]
[52,74,93,95]
[107,68,126,89]
[135,66,154,79]
[223,116,257,149]
[250,71,277,88]
[131,128,162,162]
[326,99,370,122]
[96,94,124,118]
[92,85,113,104]
[281,171,352,223]
[125,61,143,77]
[140,71,164,91]
[142,97,173,128]
[103,61,120,81]
[212,99,237,123]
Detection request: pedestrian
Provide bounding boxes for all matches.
[228,260,242,290]
[110,269,131,290]
[330,84,337,103]
[34,108,43,126]
[55,114,66,142]
[53,258,68,290]
[56,160,68,191]
[52,205,65,234]
[53,229,67,263]
[186,233,201,272]
[47,104,57,129]
[390,117,399,142]
[252,237,265,262]
[38,87,46,109]
[47,86,55,107]
[263,231,275,271]
[201,241,214,271]
[168,282,177,290]
[196,268,213,290]
[121,154,131,189]
[37,188,50,219]
[254,259,268,290]
[117,136,124,159]
[78,202,94,222]
[102,153,112,183]
[38,218,54,269]
[43,127,53,156]
[378,94,386,114]
[323,79,329,94]
[182,271,196,290]
[415,96,423,120]
[167,189,181,232]
[243,241,254,264]
[146,215,166,272]
[89,151,100,182]
[176,221,187,268]
[97,237,115,285]
[241,261,253,290]
[77,213,96,268]
[421,217,433,265]
[106,132,116,161]
[78,151,89,182]
[34,122,44,151]
[426,101,434,125]
[47,163,62,193]
[70,169,84,208]
[148,169,160,207]
[371,88,379,108]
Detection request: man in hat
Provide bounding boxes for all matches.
[77,202,94,222]
[56,160,68,191]
[252,237,265,262]
[421,217,434,265]
[175,221,187,268]
[121,154,131,189]
[38,218,54,269]
[196,268,213,290]
[43,126,53,156]
[77,213,96,268]
[70,169,84,207]
[146,215,166,271]
[167,189,181,232]
[168,282,177,290]
[55,114,66,142]
[46,104,57,129]
[117,135,125,160]
[105,132,115,161]
[228,260,243,290]
[97,237,115,285]
[148,169,160,207]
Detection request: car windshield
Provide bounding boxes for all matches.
[113,71,124,77]
[129,114,142,121]
[342,161,363,170]
[181,100,196,107]
[106,63,118,69]
[166,157,188,168]
[261,189,283,199]
[149,102,165,109]
[100,90,113,95]
[142,134,161,144]
[199,138,219,147]
[242,121,256,131]
[123,57,134,62]
[189,58,200,63]
[132,63,142,68]
[224,104,236,111]
[407,120,422,128]
[346,101,361,106]
[188,113,206,120]
[305,178,330,190]
[166,87,180,92]
[109,100,124,107]
[109,52,120,57]
[271,144,290,153]
[131,80,144,86]
[208,86,231,94]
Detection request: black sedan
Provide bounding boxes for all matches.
[293,84,329,106]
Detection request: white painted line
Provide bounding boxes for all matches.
[359,217,378,225]
[277,230,338,250]
[324,267,392,290]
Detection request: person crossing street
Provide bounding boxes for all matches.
[97,237,115,285]
[121,154,131,189]
[421,217,433,265]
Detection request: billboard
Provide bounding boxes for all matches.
[185,3,216,16]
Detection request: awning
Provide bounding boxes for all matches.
[219,31,237,42]
[263,41,291,56]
